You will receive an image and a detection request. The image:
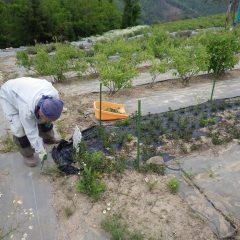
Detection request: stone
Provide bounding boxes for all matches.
[146,156,164,165]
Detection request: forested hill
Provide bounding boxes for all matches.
[116,0,227,24]
[0,0,227,48]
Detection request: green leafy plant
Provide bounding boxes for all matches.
[95,53,138,94]
[16,51,33,70]
[170,44,209,86]
[201,31,239,76]
[76,166,106,201]
[200,117,217,127]
[168,177,179,194]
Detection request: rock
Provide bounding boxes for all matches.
[62,107,68,113]
[200,136,208,144]
[146,156,164,165]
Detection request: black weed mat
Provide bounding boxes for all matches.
[52,97,240,175]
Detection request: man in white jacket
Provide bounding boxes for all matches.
[0,77,64,167]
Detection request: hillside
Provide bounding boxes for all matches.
[116,0,226,24]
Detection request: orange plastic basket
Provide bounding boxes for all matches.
[94,101,128,121]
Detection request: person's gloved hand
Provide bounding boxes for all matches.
[39,149,47,170]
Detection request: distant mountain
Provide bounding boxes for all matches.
[115,0,227,24]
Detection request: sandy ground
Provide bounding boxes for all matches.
[50,170,217,240]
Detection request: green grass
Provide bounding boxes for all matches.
[43,165,62,177]
[0,134,17,153]
[155,14,225,32]
[101,215,144,240]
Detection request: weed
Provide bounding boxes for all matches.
[211,132,224,145]
[56,120,67,139]
[76,166,106,201]
[44,165,62,177]
[0,134,17,153]
[101,214,144,240]
[168,177,179,194]
[166,110,174,121]
[226,125,240,139]
[145,178,158,192]
[114,156,127,174]
[200,117,217,127]
[64,207,74,219]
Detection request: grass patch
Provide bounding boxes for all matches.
[43,165,62,177]
[101,215,144,240]
[76,166,106,201]
[0,134,17,153]
[159,14,225,32]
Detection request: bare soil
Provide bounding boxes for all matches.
[51,170,217,240]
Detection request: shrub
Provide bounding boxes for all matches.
[95,53,138,94]
[201,31,239,76]
[170,44,209,85]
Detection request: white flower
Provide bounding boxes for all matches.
[107,207,111,211]
[103,210,106,214]
[10,235,14,239]
[13,200,16,204]
[78,172,81,175]
[83,163,87,167]
[23,233,28,238]
[144,177,149,183]
[107,202,111,207]
[28,225,33,230]
[17,200,22,205]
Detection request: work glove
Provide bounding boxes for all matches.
[39,149,48,170]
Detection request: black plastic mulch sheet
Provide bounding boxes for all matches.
[52,140,80,175]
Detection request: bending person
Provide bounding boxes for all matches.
[0,77,64,167]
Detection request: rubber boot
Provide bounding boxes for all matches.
[13,136,38,167]
[38,123,61,144]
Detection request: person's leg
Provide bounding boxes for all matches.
[38,123,61,144]
[0,97,37,167]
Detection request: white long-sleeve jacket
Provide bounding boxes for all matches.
[0,77,59,153]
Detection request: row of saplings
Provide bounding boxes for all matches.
[17,28,240,94]
[51,97,240,202]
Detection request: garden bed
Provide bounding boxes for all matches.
[53,96,240,175]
